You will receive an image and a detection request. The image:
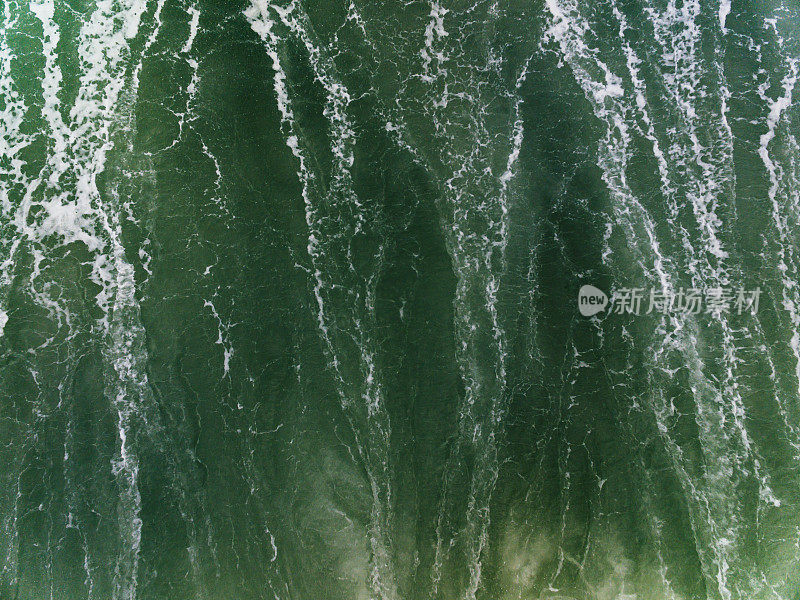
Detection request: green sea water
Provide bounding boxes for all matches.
[1,0,800,598]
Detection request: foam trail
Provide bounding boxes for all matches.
[656,0,783,581]
[637,1,782,592]
[71,3,153,597]
[542,1,764,596]
[0,0,34,337]
[0,2,44,584]
[419,4,519,596]
[246,3,398,597]
[719,0,731,33]
[760,46,800,397]
[641,0,782,533]
[543,7,689,586]
[19,1,162,596]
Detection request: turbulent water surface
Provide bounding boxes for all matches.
[1,0,800,598]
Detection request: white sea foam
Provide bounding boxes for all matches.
[544,1,776,596]
[719,0,731,33]
[182,5,200,54]
[421,2,448,83]
[204,298,234,377]
[16,2,164,597]
[759,49,800,399]
[642,0,781,544]
[417,6,516,597]
[0,0,34,344]
[246,4,397,598]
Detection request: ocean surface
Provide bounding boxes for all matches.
[1,0,800,598]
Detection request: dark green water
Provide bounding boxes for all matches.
[1,0,800,598]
